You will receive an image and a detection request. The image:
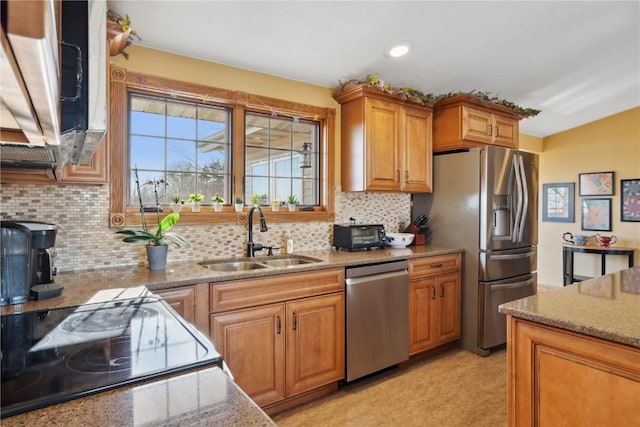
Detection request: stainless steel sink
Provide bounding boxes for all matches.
[199,255,322,272]
[199,260,268,272]
[259,257,317,267]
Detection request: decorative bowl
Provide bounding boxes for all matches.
[386,232,414,248]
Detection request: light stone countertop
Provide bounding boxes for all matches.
[0,245,461,424]
[0,245,462,314]
[1,366,276,427]
[499,265,640,348]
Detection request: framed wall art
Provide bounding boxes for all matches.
[621,178,640,222]
[581,198,612,231]
[579,171,614,196]
[542,182,574,222]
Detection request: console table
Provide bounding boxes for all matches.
[562,244,636,286]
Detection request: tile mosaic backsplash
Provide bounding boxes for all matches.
[0,183,411,272]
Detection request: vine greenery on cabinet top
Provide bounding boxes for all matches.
[337,74,542,118]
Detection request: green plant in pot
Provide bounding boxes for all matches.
[211,193,224,212]
[116,169,189,270]
[188,193,204,212]
[106,7,141,59]
[234,197,244,212]
[287,195,298,212]
[170,194,182,213]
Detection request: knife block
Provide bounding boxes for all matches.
[402,223,426,246]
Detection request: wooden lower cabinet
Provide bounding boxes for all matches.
[211,304,285,406]
[285,293,344,397]
[507,316,640,426]
[209,268,345,408]
[154,283,209,335]
[408,254,461,355]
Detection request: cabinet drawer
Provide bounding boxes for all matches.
[409,253,461,278]
[211,268,345,313]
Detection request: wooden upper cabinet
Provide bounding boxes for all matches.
[433,94,523,153]
[334,85,433,193]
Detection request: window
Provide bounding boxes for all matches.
[128,93,232,205]
[108,69,335,227]
[244,112,319,205]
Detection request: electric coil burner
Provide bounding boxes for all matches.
[1,296,222,418]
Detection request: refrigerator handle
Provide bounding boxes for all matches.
[490,276,537,290]
[517,154,529,242]
[511,154,524,243]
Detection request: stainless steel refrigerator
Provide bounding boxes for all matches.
[414,146,538,355]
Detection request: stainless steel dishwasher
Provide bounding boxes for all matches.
[345,260,409,382]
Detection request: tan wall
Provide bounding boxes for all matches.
[537,107,640,286]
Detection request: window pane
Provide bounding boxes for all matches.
[244,112,320,206]
[246,147,269,175]
[131,135,165,170]
[247,177,268,204]
[130,97,165,136]
[167,139,195,171]
[198,142,227,173]
[128,93,232,206]
[167,102,196,140]
[166,172,195,203]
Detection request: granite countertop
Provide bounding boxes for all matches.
[1,366,276,427]
[499,265,640,348]
[0,245,461,424]
[0,245,462,314]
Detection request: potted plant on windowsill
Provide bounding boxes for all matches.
[116,170,189,270]
[170,195,182,213]
[287,195,297,212]
[271,198,280,212]
[212,193,224,212]
[188,193,204,212]
[234,197,244,213]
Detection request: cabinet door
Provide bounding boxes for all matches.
[211,304,286,407]
[493,115,518,148]
[155,286,195,325]
[461,106,493,144]
[401,106,432,193]
[285,293,344,396]
[364,98,401,191]
[435,272,461,344]
[507,317,640,426]
[408,277,437,355]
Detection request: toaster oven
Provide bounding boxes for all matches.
[333,224,386,250]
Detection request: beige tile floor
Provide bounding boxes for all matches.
[272,347,507,427]
[273,284,559,427]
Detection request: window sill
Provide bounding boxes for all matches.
[119,209,335,227]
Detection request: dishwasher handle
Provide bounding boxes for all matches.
[345,260,408,279]
[346,269,408,286]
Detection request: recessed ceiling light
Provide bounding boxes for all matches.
[387,42,411,58]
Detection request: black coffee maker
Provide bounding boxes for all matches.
[0,221,64,306]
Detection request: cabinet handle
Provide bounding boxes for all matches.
[292,312,298,330]
[277,315,281,334]
[431,286,436,299]
[495,125,499,137]
[405,170,409,182]
[396,170,400,182]
[430,263,443,269]
[440,284,444,298]
[488,123,492,136]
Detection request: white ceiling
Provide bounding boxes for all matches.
[109,1,640,137]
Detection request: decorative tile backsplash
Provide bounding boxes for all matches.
[0,183,411,272]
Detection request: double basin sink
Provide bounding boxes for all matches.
[199,255,323,272]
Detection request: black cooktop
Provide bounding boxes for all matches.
[1,296,222,418]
